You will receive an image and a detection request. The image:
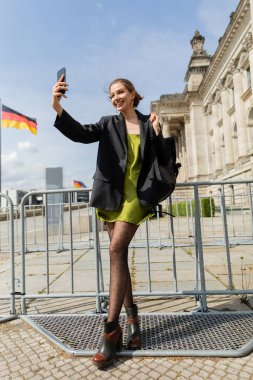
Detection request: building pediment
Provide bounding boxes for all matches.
[199,0,250,96]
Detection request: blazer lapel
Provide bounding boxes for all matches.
[114,113,127,151]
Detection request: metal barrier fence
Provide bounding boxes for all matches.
[0,193,16,322]
[17,180,253,315]
[1,182,252,253]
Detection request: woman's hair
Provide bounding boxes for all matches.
[109,78,143,108]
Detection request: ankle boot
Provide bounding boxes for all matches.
[125,304,141,349]
[92,318,122,369]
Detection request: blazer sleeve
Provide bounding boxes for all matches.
[54,109,104,143]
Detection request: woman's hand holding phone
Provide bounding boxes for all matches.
[52,68,69,117]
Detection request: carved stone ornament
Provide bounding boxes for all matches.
[216,79,223,92]
[243,32,253,51]
[208,93,215,105]
[228,58,239,74]
[217,78,226,93]
[190,30,206,55]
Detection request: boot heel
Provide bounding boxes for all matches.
[92,319,122,369]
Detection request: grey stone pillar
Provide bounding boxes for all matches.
[180,125,187,181]
[203,113,214,176]
[184,116,193,180]
[211,103,223,172]
[161,116,170,138]
[248,45,253,88]
[189,100,209,178]
[250,0,253,42]
[220,85,234,165]
[232,64,248,157]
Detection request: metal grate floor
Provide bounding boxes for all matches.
[21,313,253,357]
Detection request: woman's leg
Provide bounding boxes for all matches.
[106,221,138,322]
[106,222,135,309]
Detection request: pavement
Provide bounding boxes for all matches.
[1,212,253,379]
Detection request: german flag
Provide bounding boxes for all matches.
[73,180,87,188]
[1,105,37,135]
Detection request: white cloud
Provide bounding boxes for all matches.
[2,152,19,165]
[17,141,38,153]
[2,151,43,190]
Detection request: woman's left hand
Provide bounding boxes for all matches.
[149,112,161,136]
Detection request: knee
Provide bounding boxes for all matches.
[109,242,128,262]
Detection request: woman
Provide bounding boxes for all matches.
[52,77,162,369]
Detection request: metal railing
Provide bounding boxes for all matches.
[0,193,16,322]
[19,188,97,314]
[1,179,252,316]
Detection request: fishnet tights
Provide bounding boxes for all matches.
[106,221,138,322]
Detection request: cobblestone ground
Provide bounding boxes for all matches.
[1,319,253,380]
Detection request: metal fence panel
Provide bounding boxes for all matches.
[17,180,253,315]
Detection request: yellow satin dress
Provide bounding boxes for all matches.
[96,134,154,225]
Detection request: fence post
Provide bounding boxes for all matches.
[92,207,102,313]
[68,192,74,294]
[248,183,253,239]
[45,193,50,294]
[20,194,27,314]
[194,185,208,312]
[156,205,162,248]
[169,196,178,292]
[4,194,16,316]
[0,194,17,321]
[220,185,233,290]
[145,220,152,292]
[8,196,16,315]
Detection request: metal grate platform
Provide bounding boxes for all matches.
[21,312,253,357]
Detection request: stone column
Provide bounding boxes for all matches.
[250,1,253,44]
[184,115,193,180]
[189,98,209,178]
[180,124,187,181]
[211,102,223,172]
[161,116,170,138]
[220,84,234,166]
[231,62,248,157]
[248,44,253,87]
[203,112,214,175]
[177,131,184,178]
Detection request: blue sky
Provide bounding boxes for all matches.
[0,0,239,191]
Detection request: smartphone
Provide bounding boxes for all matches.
[57,67,66,94]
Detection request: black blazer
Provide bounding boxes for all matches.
[54,109,167,210]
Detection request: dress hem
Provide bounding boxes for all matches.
[96,212,154,226]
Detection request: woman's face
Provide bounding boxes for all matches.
[109,82,135,112]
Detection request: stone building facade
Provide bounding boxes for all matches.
[151,0,253,193]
